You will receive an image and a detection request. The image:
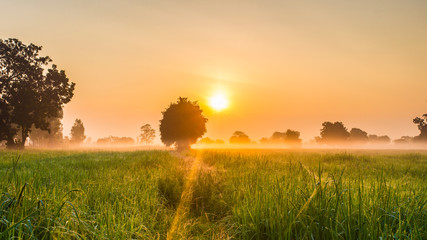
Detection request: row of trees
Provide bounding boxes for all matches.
[197,129,302,146]
[314,122,391,145]
[29,119,157,147]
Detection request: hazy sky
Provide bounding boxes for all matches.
[2,0,427,143]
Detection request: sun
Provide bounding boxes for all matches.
[208,92,229,111]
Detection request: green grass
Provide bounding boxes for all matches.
[0,149,426,239]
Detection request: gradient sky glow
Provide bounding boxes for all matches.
[2,0,427,143]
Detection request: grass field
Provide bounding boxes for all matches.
[0,149,426,239]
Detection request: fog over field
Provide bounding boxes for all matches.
[1,1,427,239]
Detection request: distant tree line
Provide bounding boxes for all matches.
[314,121,391,146]
[97,136,135,145]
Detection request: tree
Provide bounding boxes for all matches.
[159,97,208,150]
[229,131,251,144]
[0,38,75,148]
[349,128,368,144]
[394,136,413,144]
[316,121,350,145]
[368,134,391,144]
[30,115,63,147]
[70,119,86,145]
[413,114,427,142]
[198,137,215,144]
[267,129,301,146]
[139,124,155,144]
[270,132,287,143]
[284,129,302,146]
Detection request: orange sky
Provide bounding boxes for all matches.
[1,0,427,143]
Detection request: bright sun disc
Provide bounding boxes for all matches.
[209,93,229,111]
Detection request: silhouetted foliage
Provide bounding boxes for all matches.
[368,134,391,144]
[264,129,302,146]
[349,128,368,144]
[159,97,208,150]
[283,129,302,145]
[29,112,63,147]
[198,137,215,144]
[70,119,86,145]
[96,136,135,145]
[0,38,75,148]
[316,121,350,145]
[229,131,251,144]
[139,124,155,144]
[270,132,287,143]
[413,114,427,142]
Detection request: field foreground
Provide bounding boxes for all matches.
[0,149,426,239]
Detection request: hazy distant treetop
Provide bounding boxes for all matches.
[230,131,251,144]
[394,136,413,144]
[159,97,208,151]
[368,134,391,144]
[267,129,301,146]
[270,132,287,143]
[139,124,155,144]
[349,128,368,143]
[317,121,350,145]
[284,129,301,145]
[70,119,86,145]
[0,38,75,149]
[198,137,215,144]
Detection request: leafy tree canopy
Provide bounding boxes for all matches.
[368,134,391,144]
[316,121,350,145]
[70,119,86,145]
[413,114,427,142]
[159,97,208,150]
[230,131,251,144]
[349,128,368,143]
[139,124,155,144]
[265,129,302,146]
[198,137,215,144]
[0,38,75,148]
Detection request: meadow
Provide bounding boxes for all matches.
[0,149,426,239]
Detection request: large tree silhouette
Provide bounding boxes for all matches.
[413,114,427,142]
[316,121,350,145]
[0,38,75,148]
[159,97,208,150]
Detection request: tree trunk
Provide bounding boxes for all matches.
[6,134,17,149]
[176,140,191,152]
[20,126,28,149]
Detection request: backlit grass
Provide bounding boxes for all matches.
[0,149,426,239]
